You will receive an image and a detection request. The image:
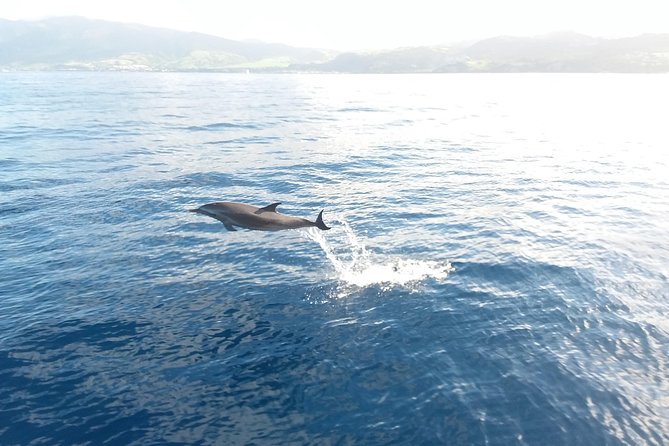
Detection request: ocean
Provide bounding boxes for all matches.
[1,72,668,445]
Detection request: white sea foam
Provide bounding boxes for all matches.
[305,218,453,288]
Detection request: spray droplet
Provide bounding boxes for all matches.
[304,217,453,289]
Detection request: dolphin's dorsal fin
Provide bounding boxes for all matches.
[255,202,281,214]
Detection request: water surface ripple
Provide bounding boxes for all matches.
[1,73,668,445]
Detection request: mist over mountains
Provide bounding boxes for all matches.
[1,17,668,72]
[0,16,333,71]
[311,32,669,73]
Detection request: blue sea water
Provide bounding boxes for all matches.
[1,72,668,445]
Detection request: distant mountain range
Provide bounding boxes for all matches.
[1,17,668,73]
[311,32,669,73]
[0,16,333,71]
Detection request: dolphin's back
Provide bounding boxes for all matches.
[209,202,257,214]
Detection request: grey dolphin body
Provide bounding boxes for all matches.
[190,202,330,231]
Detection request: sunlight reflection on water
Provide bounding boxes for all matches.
[1,72,668,445]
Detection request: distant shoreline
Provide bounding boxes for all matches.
[2,17,668,74]
[2,69,668,74]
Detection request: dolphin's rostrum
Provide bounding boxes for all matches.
[190,202,330,231]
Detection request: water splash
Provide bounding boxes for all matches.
[305,218,453,288]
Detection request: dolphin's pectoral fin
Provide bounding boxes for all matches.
[223,223,237,231]
[255,202,281,214]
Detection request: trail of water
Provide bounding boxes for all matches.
[305,218,454,288]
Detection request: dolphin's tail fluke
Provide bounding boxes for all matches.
[315,210,331,230]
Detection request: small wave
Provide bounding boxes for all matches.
[0,158,22,169]
[186,122,259,131]
[336,107,384,113]
[0,177,83,192]
[305,219,453,289]
[204,136,280,145]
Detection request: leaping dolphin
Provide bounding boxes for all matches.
[190,202,330,231]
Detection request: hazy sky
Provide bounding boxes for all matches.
[2,0,668,50]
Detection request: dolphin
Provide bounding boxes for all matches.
[190,202,330,231]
